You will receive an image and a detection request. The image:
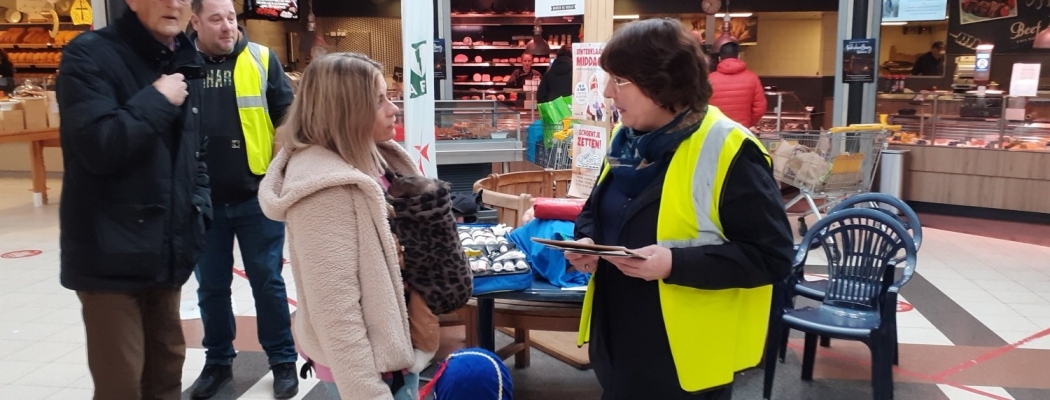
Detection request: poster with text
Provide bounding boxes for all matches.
[402,0,437,177]
[568,123,607,199]
[842,39,877,83]
[572,43,614,123]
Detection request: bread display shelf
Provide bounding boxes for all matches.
[14,63,59,69]
[1,43,60,49]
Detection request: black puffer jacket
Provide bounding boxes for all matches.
[537,56,572,103]
[56,10,211,292]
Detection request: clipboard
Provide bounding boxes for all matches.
[531,238,650,259]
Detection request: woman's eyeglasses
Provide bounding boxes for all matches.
[609,75,633,94]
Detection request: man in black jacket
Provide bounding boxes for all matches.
[56,0,209,398]
[186,0,298,398]
[911,41,945,76]
[537,46,572,103]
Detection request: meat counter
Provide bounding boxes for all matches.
[878,93,1050,214]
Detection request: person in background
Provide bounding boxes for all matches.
[257,52,419,399]
[563,19,793,399]
[911,41,945,76]
[0,49,14,94]
[708,42,767,128]
[508,52,542,88]
[55,0,209,398]
[537,46,572,103]
[186,0,298,398]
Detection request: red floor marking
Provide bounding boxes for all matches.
[1,249,42,258]
[897,301,914,312]
[930,326,1050,380]
[784,342,1010,400]
[231,266,298,307]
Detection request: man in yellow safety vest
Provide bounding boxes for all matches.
[187,0,297,398]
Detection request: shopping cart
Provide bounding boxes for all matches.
[533,119,574,170]
[768,125,895,235]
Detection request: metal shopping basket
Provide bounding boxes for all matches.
[768,125,895,235]
[533,119,574,170]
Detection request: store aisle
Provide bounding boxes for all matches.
[2,176,1050,399]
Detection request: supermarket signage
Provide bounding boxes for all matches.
[536,0,585,18]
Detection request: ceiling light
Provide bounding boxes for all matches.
[613,15,639,20]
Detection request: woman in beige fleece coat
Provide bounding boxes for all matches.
[258,52,425,399]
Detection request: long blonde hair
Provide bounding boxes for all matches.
[280,52,386,176]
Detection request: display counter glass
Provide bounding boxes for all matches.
[882,93,1050,152]
[392,100,524,165]
[756,91,813,134]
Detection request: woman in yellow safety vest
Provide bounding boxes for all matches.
[564,19,794,400]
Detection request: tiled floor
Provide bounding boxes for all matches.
[3,176,1050,399]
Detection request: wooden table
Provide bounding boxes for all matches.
[472,280,589,369]
[0,128,60,206]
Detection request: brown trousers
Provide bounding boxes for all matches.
[78,289,185,400]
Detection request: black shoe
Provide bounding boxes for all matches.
[191,364,233,399]
[272,362,299,399]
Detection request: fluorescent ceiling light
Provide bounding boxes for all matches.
[881,21,907,26]
[715,13,753,18]
[613,15,639,20]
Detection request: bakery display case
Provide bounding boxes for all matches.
[755,90,813,134]
[886,94,1050,152]
[392,100,525,166]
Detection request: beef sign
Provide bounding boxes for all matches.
[947,0,1050,53]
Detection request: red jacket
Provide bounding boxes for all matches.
[709,58,767,128]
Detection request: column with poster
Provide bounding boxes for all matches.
[569,42,613,198]
[401,0,437,177]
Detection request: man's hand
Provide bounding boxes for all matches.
[602,245,673,281]
[564,237,599,274]
[153,73,188,106]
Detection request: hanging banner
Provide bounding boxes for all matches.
[402,0,437,177]
[536,0,585,18]
[568,123,607,198]
[572,43,612,123]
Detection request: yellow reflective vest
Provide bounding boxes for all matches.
[577,106,774,392]
[233,42,275,175]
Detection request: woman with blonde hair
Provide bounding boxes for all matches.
[258,52,425,399]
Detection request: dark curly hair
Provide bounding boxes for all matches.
[599,18,712,113]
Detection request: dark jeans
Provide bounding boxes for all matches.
[194,197,296,366]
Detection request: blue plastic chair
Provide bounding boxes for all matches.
[788,193,922,360]
[763,208,917,400]
[794,193,923,301]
